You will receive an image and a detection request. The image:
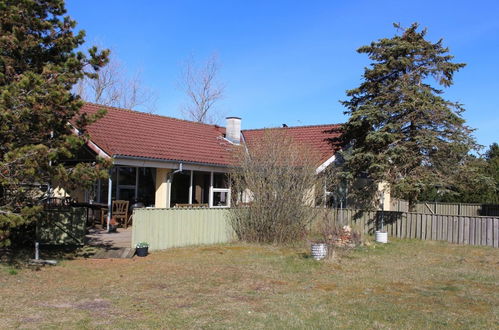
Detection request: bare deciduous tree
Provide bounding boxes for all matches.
[179,54,224,124]
[229,130,321,244]
[76,54,157,112]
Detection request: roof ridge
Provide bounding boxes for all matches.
[83,102,225,129]
[242,123,342,132]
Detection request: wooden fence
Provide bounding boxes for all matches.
[38,207,87,245]
[323,208,499,247]
[132,208,234,251]
[390,200,499,217]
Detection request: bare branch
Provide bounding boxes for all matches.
[76,54,157,113]
[179,54,225,124]
[229,131,321,244]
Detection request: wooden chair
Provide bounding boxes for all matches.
[113,200,129,228]
[100,200,130,228]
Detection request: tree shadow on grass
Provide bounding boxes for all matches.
[0,244,81,268]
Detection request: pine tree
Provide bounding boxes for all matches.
[475,143,499,203]
[417,143,498,204]
[339,23,478,210]
[0,0,109,246]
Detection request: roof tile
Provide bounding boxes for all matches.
[81,103,234,166]
[242,124,342,164]
[81,103,342,167]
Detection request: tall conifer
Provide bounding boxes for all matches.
[340,23,477,209]
[0,0,109,246]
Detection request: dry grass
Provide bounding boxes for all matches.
[0,239,498,329]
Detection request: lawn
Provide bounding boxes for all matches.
[0,239,498,329]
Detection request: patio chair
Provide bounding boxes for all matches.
[100,200,130,228]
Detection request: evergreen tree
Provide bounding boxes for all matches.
[0,0,109,246]
[472,143,499,203]
[339,23,478,210]
[418,143,498,204]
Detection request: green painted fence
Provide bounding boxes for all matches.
[132,208,235,251]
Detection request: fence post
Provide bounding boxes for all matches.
[494,218,499,248]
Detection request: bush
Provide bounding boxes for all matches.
[229,130,320,244]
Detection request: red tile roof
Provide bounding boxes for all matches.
[80,103,342,167]
[81,103,233,166]
[242,124,342,164]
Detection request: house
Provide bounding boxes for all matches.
[62,103,347,215]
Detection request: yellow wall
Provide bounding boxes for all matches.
[53,184,85,202]
[378,181,391,211]
[52,186,68,198]
[155,168,172,208]
[303,185,316,206]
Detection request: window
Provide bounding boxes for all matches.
[211,172,230,208]
[213,189,230,207]
[116,167,136,202]
[171,172,190,205]
[95,166,156,206]
[138,167,156,206]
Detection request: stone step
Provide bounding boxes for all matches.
[121,248,136,258]
[90,247,135,259]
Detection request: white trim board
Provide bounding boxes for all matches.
[69,125,111,159]
[316,154,336,174]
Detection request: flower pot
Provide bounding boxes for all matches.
[136,246,148,257]
[311,243,328,260]
[375,231,388,243]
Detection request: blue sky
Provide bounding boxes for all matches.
[67,0,499,149]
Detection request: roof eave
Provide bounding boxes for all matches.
[113,154,233,169]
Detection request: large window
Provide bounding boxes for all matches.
[117,166,136,202]
[171,172,190,206]
[191,171,210,204]
[96,166,156,206]
[178,171,231,208]
[96,167,231,208]
[138,168,156,206]
[212,172,230,208]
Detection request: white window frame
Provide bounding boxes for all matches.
[211,188,231,208]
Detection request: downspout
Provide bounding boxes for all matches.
[106,169,113,232]
[172,162,183,176]
[166,163,183,208]
[167,162,183,181]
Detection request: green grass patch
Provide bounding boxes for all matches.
[0,239,497,329]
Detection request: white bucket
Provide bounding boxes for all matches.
[375,231,388,243]
[311,243,328,260]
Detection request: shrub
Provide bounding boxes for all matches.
[229,130,320,244]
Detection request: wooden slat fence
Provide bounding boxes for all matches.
[390,200,499,217]
[320,208,499,248]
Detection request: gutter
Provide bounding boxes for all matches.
[113,155,234,169]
